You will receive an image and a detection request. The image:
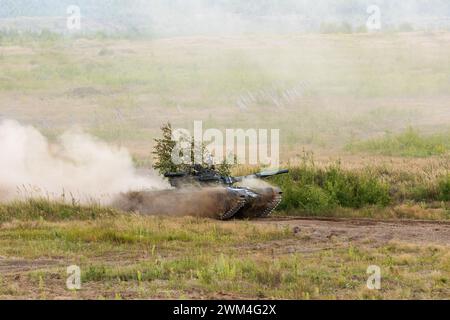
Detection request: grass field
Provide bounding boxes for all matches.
[0,204,448,299]
[1,31,449,156]
[0,31,449,300]
[346,128,450,157]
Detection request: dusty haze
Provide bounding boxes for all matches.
[1,0,450,35]
[0,1,448,168]
[0,119,169,203]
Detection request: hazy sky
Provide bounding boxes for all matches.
[1,0,450,35]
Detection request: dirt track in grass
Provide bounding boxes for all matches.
[2,216,448,275]
[255,216,450,249]
[0,215,448,299]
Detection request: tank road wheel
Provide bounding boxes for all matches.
[218,197,247,220]
[257,193,283,218]
[233,187,283,219]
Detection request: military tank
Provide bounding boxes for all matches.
[163,164,289,220]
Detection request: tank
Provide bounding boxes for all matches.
[163,164,289,220]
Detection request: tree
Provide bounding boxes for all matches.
[153,122,234,176]
[152,122,205,174]
[152,122,179,175]
[216,158,232,176]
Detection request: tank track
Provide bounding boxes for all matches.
[219,197,247,220]
[257,194,283,218]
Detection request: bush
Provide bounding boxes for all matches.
[280,184,336,213]
[438,175,450,201]
[323,165,390,208]
[270,159,391,214]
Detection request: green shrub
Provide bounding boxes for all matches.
[280,184,336,213]
[270,159,391,214]
[409,185,437,202]
[323,165,390,208]
[438,175,450,201]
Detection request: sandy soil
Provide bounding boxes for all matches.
[253,217,450,253]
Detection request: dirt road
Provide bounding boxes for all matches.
[256,216,450,249]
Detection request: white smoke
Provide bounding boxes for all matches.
[0,119,169,203]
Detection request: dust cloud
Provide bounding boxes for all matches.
[0,119,169,203]
[0,119,241,219]
[112,187,237,219]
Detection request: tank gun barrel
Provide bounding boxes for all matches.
[233,169,289,183]
[254,169,289,178]
[164,172,187,178]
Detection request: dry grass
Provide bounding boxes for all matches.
[0,213,448,300]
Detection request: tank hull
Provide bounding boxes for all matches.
[113,186,282,220]
[234,187,283,219]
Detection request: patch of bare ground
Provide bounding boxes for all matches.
[0,257,61,274]
[0,252,138,276]
[249,217,450,255]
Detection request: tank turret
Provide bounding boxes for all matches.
[163,164,289,219]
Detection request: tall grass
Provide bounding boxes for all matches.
[439,174,450,201]
[265,152,449,216]
[269,156,391,215]
[0,199,117,223]
[0,159,448,222]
